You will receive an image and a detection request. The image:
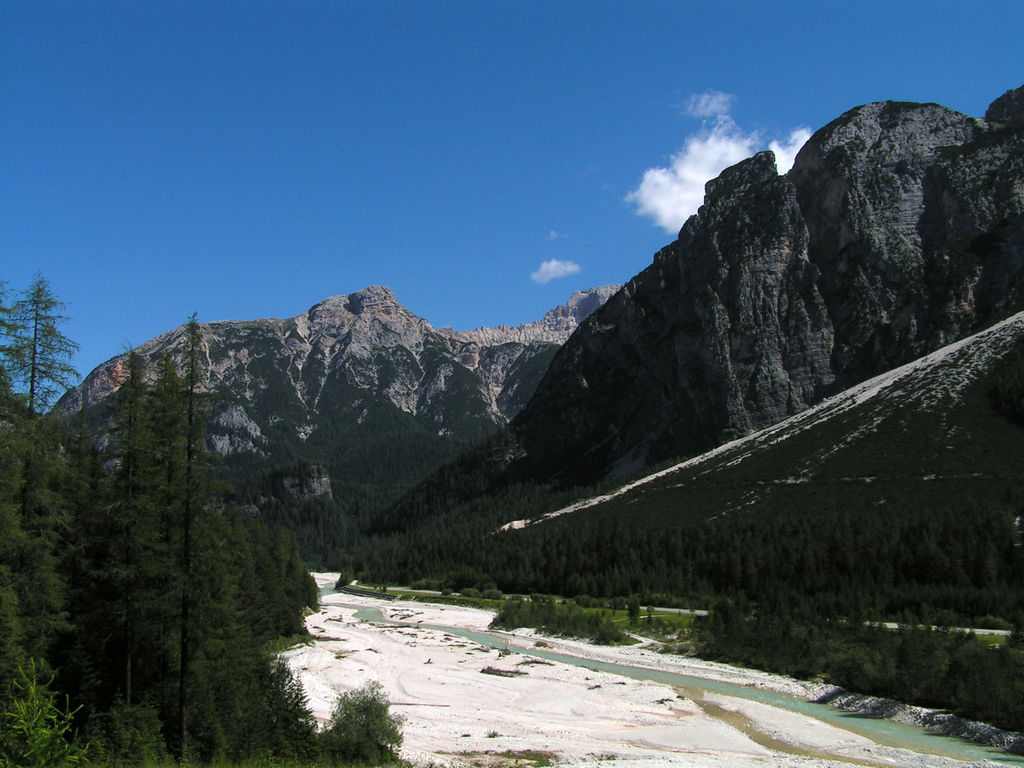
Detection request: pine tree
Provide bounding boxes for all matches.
[6,274,78,415]
[109,352,152,708]
[177,315,208,759]
[0,277,70,697]
[0,337,26,700]
[0,281,19,408]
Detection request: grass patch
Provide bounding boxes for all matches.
[387,590,506,612]
[973,632,1009,647]
[457,749,557,768]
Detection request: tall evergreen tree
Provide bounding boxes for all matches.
[0,281,18,405]
[178,315,207,759]
[109,352,153,708]
[0,277,69,696]
[7,274,78,415]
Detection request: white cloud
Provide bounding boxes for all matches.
[770,127,813,175]
[531,259,581,284]
[627,94,812,234]
[547,229,566,240]
[626,116,754,233]
[684,90,735,118]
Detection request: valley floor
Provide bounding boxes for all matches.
[282,574,1009,768]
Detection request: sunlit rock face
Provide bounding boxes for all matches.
[512,87,1024,485]
[57,285,617,490]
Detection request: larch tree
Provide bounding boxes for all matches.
[0,275,75,665]
[7,274,79,415]
[178,314,207,760]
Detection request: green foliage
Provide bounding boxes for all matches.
[0,392,69,672]
[318,681,403,766]
[0,567,23,705]
[252,660,317,762]
[695,608,1024,733]
[4,273,78,415]
[0,283,323,767]
[53,334,321,764]
[491,601,629,645]
[83,703,169,767]
[0,660,88,768]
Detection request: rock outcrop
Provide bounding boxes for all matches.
[512,86,1024,484]
[58,285,617,490]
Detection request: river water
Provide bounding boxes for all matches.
[342,599,1024,766]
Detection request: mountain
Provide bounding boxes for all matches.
[509,85,1024,485]
[58,284,618,502]
[501,307,1024,539]
[356,83,1024,596]
[359,299,1024,621]
[476,313,1024,736]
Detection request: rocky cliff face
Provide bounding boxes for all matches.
[441,285,619,418]
[60,285,617,486]
[513,86,1024,484]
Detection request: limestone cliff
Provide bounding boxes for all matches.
[512,86,1024,484]
[58,285,616,490]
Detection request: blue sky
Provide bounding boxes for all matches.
[3,1,1023,381]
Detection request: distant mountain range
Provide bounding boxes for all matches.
[58,284,619,501]
[60,85,1024,580]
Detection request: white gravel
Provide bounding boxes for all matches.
[282,575,998,768]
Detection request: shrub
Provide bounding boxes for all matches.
[0,661,88,768]
[84,702,168,767]
[318,680,402,765]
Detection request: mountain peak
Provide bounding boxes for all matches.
[305,285,399,318]
[985,83,1024,126]
[511,85,1024,486]
[346,284,397,307]
[554,285,621,323]
[445,285,621,347]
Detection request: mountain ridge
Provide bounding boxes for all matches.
[57,283,619,532]
[508,85,1024,486]
[60,283,620,426]
[500,306,1024,533]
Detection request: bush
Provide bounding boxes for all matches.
[84,702,168,767]
[0,661,88,768]
[491,601,629,645]
[319,680,402,765]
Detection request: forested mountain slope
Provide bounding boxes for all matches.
[359,309,1024,617]
[360,85,1024,620]
[57,285,617,563]
[502,306,1024,589]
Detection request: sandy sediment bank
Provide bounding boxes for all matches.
[283,574,1003,767]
